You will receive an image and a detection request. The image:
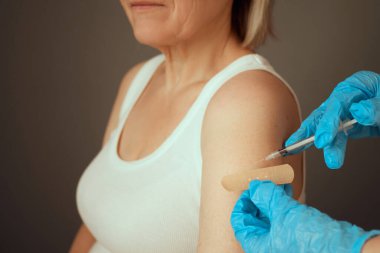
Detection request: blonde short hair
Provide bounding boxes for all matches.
[232,0,274,49]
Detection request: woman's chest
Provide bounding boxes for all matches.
[118,81,204,161]
[76,147,202,253]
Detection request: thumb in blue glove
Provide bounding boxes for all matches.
[231,180,380,253]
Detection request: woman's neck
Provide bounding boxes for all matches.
[157,25,252,93]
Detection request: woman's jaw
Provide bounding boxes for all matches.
[121,0,235,48]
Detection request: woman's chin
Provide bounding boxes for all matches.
[133,30,177,48]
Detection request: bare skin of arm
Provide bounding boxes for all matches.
[197,70,303,252]
[68,62,144,253]
[362,236,380,253]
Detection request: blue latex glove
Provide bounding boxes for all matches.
[286,71,380,169]
[231,180,380,253]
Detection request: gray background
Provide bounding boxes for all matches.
[1,0,379,252]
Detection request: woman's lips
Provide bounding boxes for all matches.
[130,1,165,10]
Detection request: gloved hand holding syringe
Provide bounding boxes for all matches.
[283,70,380,169]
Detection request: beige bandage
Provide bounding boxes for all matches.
[221,164,294,192]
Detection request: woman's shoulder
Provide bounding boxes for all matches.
[205,69,300,126]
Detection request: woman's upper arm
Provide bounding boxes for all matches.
[101,62,145,147]
[197,70,303,252]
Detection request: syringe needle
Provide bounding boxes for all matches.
[265,119,358,161]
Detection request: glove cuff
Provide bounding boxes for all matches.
[352,229,380,253]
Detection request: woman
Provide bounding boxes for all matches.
[70,0,304,252]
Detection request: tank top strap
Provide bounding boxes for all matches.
[190,54,302,122]
[118,54,165,122]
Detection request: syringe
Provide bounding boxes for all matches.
[265,119,358,161]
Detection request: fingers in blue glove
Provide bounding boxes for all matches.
[231,190,269,241]
[323,132,348,169]
[350,97,380,126]
[288,71,379,154]
[231,181,285,226]
[248,180,295,220]
[314,72,376,148]
[315,98,343,149]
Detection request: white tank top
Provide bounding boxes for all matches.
[76,53,306,253]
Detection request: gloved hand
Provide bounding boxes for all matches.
[231,180,380,253]
[286,71,380,169]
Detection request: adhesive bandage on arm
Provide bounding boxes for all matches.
[221,164,294,192]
